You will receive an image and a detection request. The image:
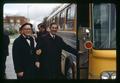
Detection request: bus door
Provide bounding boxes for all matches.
[77,3,90,79]
[88,3,116,79]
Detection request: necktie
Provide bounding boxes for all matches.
[25,36,30,39]
[26,37,34,49]
[53,35,55,39]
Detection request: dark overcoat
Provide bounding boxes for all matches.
[1,33,10,78]
[12,35,38,79]
[36,33,77,79]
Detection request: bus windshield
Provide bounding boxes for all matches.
[93,4,116,49]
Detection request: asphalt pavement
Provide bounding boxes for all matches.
[5,38,17,79]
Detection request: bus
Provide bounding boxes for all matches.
[88,3,116,79]
[45,3,116,79]
[78,3,116,79]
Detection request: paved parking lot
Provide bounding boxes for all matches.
[5,38,17,79]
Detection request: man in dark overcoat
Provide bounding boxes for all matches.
[1,31,10,79]
[36,22,78,79]
[36,23,49,42]
[12,23,39,79]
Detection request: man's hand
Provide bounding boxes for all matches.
[36,49,42,55]
[17,72,24,77]
[35,61,40,68]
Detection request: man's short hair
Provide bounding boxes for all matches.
[37,23,46,29]
[19,23,33,31]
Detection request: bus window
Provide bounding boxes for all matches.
[66,4,76,30]
[52,16,55,22]
[56,13,60,25]
[59,10,65,30]
[93,3,116,49]
[54,15,58,25]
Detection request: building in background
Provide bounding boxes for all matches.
[4,16,29,31]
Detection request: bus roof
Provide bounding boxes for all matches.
[47,3,70,21]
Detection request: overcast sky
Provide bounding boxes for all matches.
[3,3,63,26]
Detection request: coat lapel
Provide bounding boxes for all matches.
[20,35,31,48]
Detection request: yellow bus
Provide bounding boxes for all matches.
[88,3,116,79]
[79,3,116,79]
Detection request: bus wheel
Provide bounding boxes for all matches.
[65,57,76,79]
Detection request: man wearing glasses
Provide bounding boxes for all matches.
[12,23,39,79]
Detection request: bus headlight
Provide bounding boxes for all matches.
[111,72,116,79]
[100,72,110,79]
[100,71,116,79]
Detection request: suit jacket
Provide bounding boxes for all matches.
[12,35,38,78]
[36,33,78,79]
[36,31,49,43]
